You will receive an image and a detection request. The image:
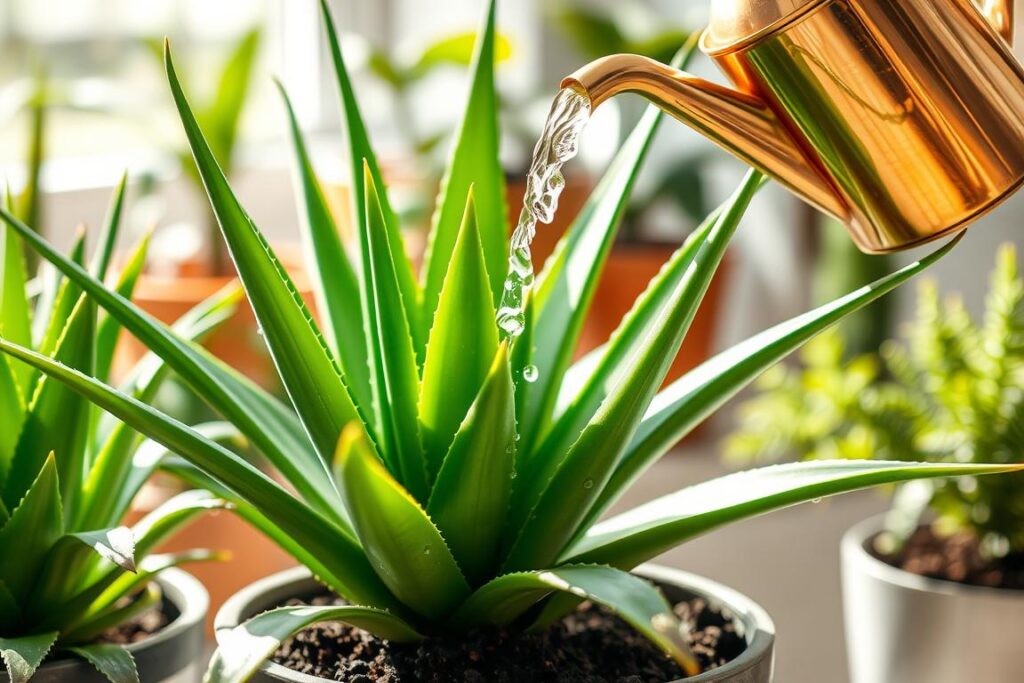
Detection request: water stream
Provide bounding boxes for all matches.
[496,88,591,340]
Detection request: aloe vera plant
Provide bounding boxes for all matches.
[0,2,1018,681]
[0,181,235,682]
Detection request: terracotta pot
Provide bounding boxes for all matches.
[110,243,314,389]
[215,564,775,682]
[0,569,207,683]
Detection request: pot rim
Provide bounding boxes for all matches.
[843,514,1024,601]
[1,568,208,681]
[215,563,775,683]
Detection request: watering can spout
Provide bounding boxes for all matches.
[561,54,846,218]
[977,0,1015,45]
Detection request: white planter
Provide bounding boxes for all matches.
[843,516,1024,683]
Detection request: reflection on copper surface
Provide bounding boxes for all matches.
[564,0,1024,253]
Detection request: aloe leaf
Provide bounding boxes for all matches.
[207,605,421,683]
[422,0,507,329]
[420,194,499,480]
[521,41,699,455]
[64,583,160,645]
[0,455,63,598]
[3,111,341,527]
[89,173,128,280]
[28,527,136,616]
[427,344,515,585]
[451,565,698,676]
[83,286,241,531]
[567,461,1024,568]
[319,0,422,353]
[527,173,761,485]
[166,42,371,469]
[95,230,151,385]
[276,81,371,414]
[4,293,94,512]
[66,550,221,633]
[162,458,361,590]
[504,172,762,570]
[0,580,18,633]
[0,354,24,479]
[338,425,470,619]
[361,169,428,499]
[0,632,58,683]
[0,340,400,612]
[36,232,86,359]
[510,296,535,440]
[587,236,963,525]
[0,215,31,393]
[67,643,139,683]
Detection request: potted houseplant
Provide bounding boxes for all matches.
[727,245,1024,682]
[0,187,220,681]
[1,2,1019,681]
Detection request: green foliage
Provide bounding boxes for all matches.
[150,28,262,274]
[0,183,230,681]
[728,245,1024,553]
[0,3,1011,682]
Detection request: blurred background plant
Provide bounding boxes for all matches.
[727,244,1024,558]
[142,27,262,276]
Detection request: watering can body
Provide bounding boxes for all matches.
[565,0,1024,253]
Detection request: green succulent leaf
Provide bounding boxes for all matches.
[412,31,512,76]
[0,631,58,683]
[337,425,470,619]
[319,0,421,352]
[421,0,507,330]
[89,173,127,281]
[276,81,371,414]
[0,215,31,394]
[166,40,367,470]
[94,230,151,385]
[360,169,428,500]
[63,582,160,645]
[522,40,700,455]
[35,233,86,361]
[67,643,139,683]
[567,460,1024,568]
[202,28,261,171]
[0,201,345,526]
[0,339,399,612]
[451,565,698,676]
[0,455,62,599]
[0,580,18,633]
[591,236,963,523]
[420,194,499,481]
[427,344,515,585]
[0,354,24,478]
[4,292,94,514]
[207,604,421,683]
[504,171,762,570]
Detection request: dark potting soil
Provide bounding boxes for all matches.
[98,602,170,645]
[272,596,744,682]
[876,526,1024,590]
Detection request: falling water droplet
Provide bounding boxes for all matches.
[514,433,521,442]
[510,470,518,480]
[522,365,539,383]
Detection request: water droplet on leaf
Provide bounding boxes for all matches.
[523,365,539,383]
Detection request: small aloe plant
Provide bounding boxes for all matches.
[0,2,1018,681]
[0,182,234,681]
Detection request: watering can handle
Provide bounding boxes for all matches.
[975,0,1015,45]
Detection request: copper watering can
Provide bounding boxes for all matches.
[564,0,1024,253]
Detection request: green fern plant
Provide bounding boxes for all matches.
[0,2,1017,681]
[0,181,234,681]
[728,244,1024,556]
